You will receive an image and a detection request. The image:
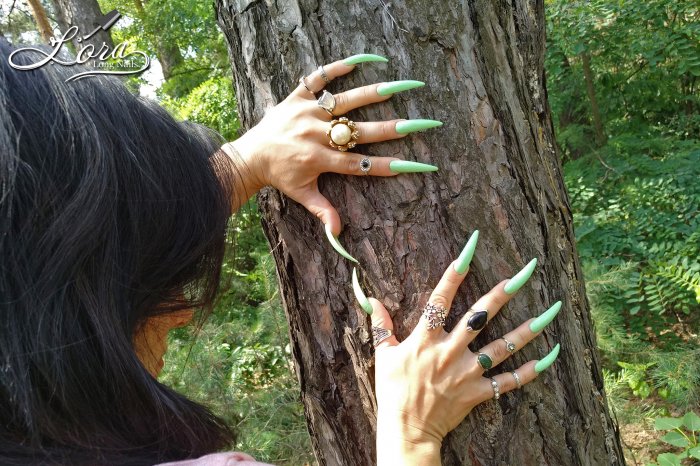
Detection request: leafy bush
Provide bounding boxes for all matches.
[647,412,700,466]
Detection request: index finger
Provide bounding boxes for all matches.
[293,54,389,97]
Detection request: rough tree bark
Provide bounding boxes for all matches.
[26,0,53,43]
[50,0,113,51]
[216,1,625,465]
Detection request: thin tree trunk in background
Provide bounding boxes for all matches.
[216,1,625,465]
[50,0,113,50]
[581,52,606,146]
[26,0,53,43]
[132,0,183,81]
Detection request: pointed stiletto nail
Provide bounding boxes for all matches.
[395,119,443,135]
[352,268,373,315]
[503,258,538,294]
[343,53,389,65]
[376,80,425,96]
[389,160,439,173]
[529,301,562,333]
[453,230,479,274]
[324,224,358,263]
[535,343,561,373]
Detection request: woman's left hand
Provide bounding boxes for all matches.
[223,55,441,235]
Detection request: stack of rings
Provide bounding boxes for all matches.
[490,377,501,400]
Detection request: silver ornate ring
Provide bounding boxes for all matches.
[372,326,393,347]
[511,371,522,389]
[360,157,371,174]
[490,377,501,400]
[319,64,330,83]
[502,337,516,354]
[422,302,447,330]
[317,90,336,116]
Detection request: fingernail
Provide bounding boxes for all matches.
[389,160,438,173]
[376,80,425,96]
[352,268,373,315]
[325,224,358,263]
[535,343,561,373]
[453,230,479,274]
[529,301,562,333]
[343,53,389,65]
[503,258,537,294]
[395,119,443,135]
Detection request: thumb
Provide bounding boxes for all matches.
[352,268,399,348]
[297,188,342,236]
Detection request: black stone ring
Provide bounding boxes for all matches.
[465,308,488,332]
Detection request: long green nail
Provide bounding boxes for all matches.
[376,80,425,96]
[454,230,479,274]
[529,301,562,333]
[503,258,537,294]
[343,54,389,65]
[325,224,358,263]
[535,343,561,373]
[389,160,438,173]
[395,119,443,135]
[352,268,373,314]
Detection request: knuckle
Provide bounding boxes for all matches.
[491,343,510,362]
[334,92,347,110]
[381,121,396,139]
[346,156,359,173]
[430,293,450,308]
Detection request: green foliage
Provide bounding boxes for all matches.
[567,135,699,332]
[646,412,700,466]
[160,203,313,464]
[546,0,700,157]
[161,76,240,141]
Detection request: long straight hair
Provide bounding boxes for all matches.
[0,39,238,464]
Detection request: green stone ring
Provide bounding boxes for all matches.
[477,352,493,370]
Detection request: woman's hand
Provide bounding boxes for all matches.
[356,232,562,465]
[221,54,441,236]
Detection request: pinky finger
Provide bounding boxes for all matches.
[478,343,561,402]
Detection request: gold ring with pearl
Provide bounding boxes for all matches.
[326,117,359,152]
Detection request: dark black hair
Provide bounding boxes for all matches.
[0,39,238,464]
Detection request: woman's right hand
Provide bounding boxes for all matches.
[361,233,562,465]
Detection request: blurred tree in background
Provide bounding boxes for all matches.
[1,0,698,464]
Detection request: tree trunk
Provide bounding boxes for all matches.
[132,0,183,81]
[26,0,54,43]
[50,0,114,50]
[215,1,625,465]
[580,52,606,147]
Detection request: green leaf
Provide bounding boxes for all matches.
[656,453,682,466]
[688,446,700,460]
[655,417,683,430]
[682,412,700,431]
[661,431,689,448]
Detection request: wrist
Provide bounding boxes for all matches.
[221,131,267,208]
[376,413,442,465]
